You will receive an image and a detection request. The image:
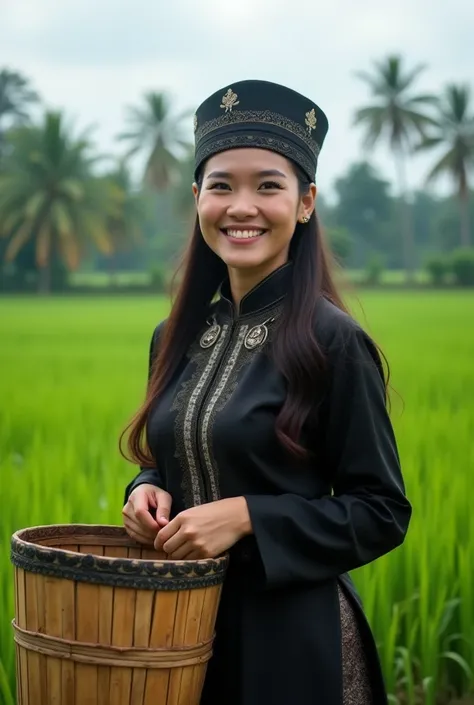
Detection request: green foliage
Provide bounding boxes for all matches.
[425,254,451,285]
[326,226,353,262]
[365,252,385,285]
[149,263,167,293]
[0,293,473,704]
[451,247,474,286]
[333,162,392,247]
[0,68,39,161]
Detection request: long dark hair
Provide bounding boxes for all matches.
[120,160,388,466]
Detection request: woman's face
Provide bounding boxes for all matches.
[193,148,316,276]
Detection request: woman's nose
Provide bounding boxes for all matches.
[225,192,259,218]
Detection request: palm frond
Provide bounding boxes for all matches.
[397,62,428,92]
[59,179,84,202]
[426,149,457,182]
[0,211,22,238]
[57,228,80,270]
[353,106,387,148]
[25,192,47,221]
[50,201,74,237]
[4,221,33,262]
[414,136,444,153]
[354,70,380,92]
[406,94,439,106]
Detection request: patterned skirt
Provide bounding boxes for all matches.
[338,584,374,705]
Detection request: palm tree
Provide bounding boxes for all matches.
[0,68,39,159]
[353,55,436,279]
[118,91,192,192]
[416,84,474,247]
[0,111,120,293]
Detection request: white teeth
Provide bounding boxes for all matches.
[226,229,264,239]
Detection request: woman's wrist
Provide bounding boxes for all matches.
[234,496,253,538]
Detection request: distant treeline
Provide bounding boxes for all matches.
[0,54,473,292]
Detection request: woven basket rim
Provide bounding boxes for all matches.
[10,523,229,590]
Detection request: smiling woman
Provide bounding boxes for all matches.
[120,79,412,705]
[193,149,316,305]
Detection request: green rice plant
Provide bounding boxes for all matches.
[0,291,473,704]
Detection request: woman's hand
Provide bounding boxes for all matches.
[154,497,252,560]
[122,483,173,546]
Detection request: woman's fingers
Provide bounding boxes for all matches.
[124,519,156,546]
[123,512,156,539]
[124,492,159,533]
[161,530,189,556]
[155,490,172,525]
[165,542,193,560]
[176,549,202,561]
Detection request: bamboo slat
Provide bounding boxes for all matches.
[15,568,28,705]
[61,577,75,705]
[75,582,100,704]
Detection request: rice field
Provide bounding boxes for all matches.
[0,291,473,705]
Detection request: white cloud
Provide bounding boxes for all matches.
[2,0,58,32]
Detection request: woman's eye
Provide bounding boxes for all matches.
[259,181,283,190]
[208,182,230,190]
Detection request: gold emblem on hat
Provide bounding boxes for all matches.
[305,108,317,134]
[221,88,240,112]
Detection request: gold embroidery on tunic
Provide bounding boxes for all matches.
[220,88,240,112]
[172,324,230,507]
[200,325,249,500]
[172,303,283,509]
[197,304,283,498]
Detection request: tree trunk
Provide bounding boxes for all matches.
[37,261,51,295]
[394,148,416,282]
[459,189,471,248]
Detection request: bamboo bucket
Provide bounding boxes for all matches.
[11,524,228,705]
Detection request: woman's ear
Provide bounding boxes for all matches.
[299,184,317,221]
[192,182,199,205]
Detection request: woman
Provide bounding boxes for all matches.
[121,79,412,705]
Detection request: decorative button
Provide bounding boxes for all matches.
[200,323,221,349]
[244,324,268,350]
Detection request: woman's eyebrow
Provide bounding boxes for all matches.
[206,169,287,179]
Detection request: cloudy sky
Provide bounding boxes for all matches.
[2,0,473,200]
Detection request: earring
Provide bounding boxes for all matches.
[300,216,309,224]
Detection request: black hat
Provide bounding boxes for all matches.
[193,79,329,182]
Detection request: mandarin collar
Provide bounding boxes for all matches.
[217,261,293,318]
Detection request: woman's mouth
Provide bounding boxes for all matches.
[220,228,267,241]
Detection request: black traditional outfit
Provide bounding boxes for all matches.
[124,80,412,705]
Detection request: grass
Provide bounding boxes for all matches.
[0,291,473,704]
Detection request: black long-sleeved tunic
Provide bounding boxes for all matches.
[124,261,412,705]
